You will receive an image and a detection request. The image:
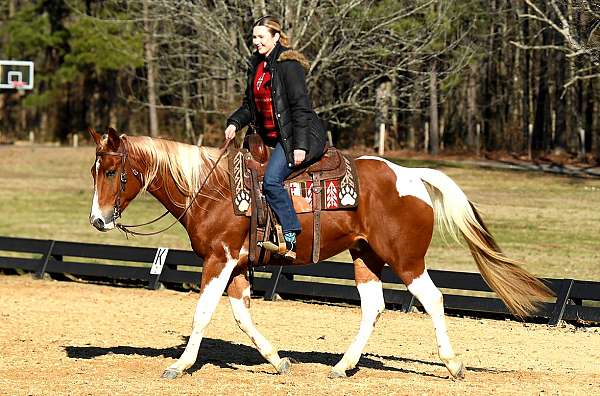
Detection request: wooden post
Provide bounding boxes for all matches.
[327,131,333,147]
[378,123,385,156]
[29,131,34,145]
[73,133,78,148]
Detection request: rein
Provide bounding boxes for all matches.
[98,138,232,237]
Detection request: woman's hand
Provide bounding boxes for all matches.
[293,149,306,166]
[224,124,237,140]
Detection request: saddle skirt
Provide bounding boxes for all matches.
[228,142,360,217]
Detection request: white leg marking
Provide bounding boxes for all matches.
[332,280,385,374]
[407,271,462,375]
[166,245,238,374]
[229,286,283,369]
[357,156,432,207]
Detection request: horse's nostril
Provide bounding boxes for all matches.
[93,218,105,230]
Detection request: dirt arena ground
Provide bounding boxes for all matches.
[1,276,599,395]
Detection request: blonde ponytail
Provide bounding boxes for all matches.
[278,32,290,48]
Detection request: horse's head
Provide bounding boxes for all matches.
[88,127,142,231]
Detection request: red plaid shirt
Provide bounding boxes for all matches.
[253,61,279,140]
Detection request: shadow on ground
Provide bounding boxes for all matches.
[65,337,509,378]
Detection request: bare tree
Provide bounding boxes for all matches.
[514,0,600,87]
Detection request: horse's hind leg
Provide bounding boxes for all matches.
[227,268,291,374]
[330,245,385,378]
[401,265,464,379]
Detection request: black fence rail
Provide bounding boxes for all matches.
[1,236,599,325]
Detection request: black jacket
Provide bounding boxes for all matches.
[227,43,327,167]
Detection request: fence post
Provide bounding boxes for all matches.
[35,240,55,279]
[549,279,574,326]
[264,266,284,301]
[378,123,385,156]
[148,247,169,290]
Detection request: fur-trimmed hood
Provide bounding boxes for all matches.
[277,49,310,73]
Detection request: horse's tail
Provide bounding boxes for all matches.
[416,168,554,317]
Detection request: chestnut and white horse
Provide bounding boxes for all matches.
[88,128,551,379]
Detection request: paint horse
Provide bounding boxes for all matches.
[88,128,552,379]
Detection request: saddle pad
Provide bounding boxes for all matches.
[229,149,359,216]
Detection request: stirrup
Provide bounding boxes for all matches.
[259,224,286,253]
[259,224,295,260]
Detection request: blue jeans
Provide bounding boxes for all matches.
[263,143,301,233]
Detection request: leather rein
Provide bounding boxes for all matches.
[96,138,232,237]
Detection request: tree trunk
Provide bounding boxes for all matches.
[8,0,16,17]
[466,65,477,149]
[429,61,439,155]
[143,0,159,137]
[521,1,531,154]
[389,73,398,150]
[531,5,552,157]
[182,83,195,144]
[554,45,567,152]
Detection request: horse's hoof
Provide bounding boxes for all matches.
[328,368,347,379]
[277,357,292,375]
[161,368,181,379]
[448,361,465,380]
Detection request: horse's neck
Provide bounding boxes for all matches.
[134,142,224,231]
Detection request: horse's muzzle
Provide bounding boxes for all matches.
[90,215,113,232]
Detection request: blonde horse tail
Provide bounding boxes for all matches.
[416,168,554,317]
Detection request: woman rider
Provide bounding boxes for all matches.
[225,16,327,259]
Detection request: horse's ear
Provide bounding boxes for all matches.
[106,127,121,150]
[88,128,101,146]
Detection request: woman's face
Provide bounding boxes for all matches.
[253,25,279,56]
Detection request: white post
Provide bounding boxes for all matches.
[475,123,481,157]
[528,123,533,160]
[378,123,385,156]
[29,131,34,145]
[327,130,333,147]
[196,133,204,147]
[424,122,429,154]
[73,133,79,148]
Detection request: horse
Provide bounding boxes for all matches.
[88,127,552,380]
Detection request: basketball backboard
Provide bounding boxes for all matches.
[0,60,34,90]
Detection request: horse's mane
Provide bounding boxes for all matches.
[124,135,230,207]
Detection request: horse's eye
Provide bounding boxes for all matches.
[106,170,116,177]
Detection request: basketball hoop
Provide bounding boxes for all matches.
[1,60,34,91]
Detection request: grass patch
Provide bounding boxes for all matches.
[1,145,599,281]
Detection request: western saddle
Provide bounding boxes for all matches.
[229,134,359,266]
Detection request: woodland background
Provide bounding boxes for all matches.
[1,0,599,161]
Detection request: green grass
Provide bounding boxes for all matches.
[1,145,599,280]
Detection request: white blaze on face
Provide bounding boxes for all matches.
[90,157,115,230]
[357,156,433,207]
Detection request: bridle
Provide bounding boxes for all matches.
[95,137,232,237]
[95,141,130,224]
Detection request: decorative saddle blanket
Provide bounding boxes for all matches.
[228,146,359,217]
[227,135,360,265]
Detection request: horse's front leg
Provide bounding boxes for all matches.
[162,244,240,379]
[227,268,291,374]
